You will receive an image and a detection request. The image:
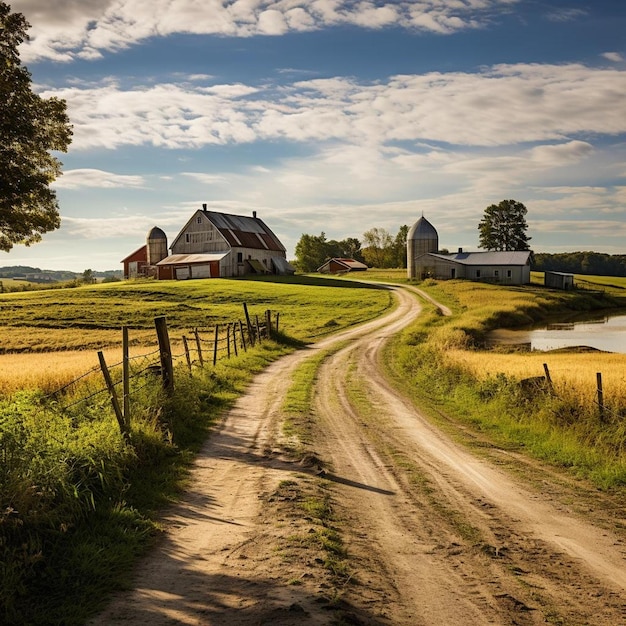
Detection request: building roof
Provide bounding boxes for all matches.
[170,209,286,252]
[147,226,167,240]
[408,216,438,241]
[429,250,532,266]
[156,252,229,266]
[317,258,368,272]
[120,245,147,264]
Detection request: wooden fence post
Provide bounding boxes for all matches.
[154,316,174,391]
[239,320,247,352]
[194,328,204,367]
[227,324,231,359]
[265,309,272,339]
[213,324,219,366]
[231,323,238,357]
[98,351,130,442]
[543,363,554,393]
[597,372,605,422]
[122,326,130,430]
[243,303,254,346]
[182,336,192,373]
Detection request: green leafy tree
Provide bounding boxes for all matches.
[294,232,330,272]
[478,199,531,251]
[295,233,365,271]
[392,224,409,268]
[362,227,394,268]
[0,3,72,251]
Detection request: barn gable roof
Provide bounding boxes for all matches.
[170,209,286,253]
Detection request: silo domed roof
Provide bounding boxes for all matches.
[147,226,167,240]
[408,216,438,240]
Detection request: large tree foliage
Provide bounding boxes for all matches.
[0,3,72,251]
[478,199,531,251]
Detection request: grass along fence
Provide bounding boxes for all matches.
[0,303,284,624]
[41,304,280,439]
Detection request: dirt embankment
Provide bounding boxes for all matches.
[91,285,626,626]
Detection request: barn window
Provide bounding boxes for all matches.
[476,269,481,278]
[196,216,202,224]
[185,233,190,243]
[507,269,512,278]
[237,252,243,263]
[494,270,499,278]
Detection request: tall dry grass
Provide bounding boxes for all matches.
[0,345,167,396]
[444,348,626,409]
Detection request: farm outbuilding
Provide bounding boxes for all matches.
[121,206,290,280]
[544,271,574,290]
[317,258,368,274]
[413,250,532,284]
[121,245,148,279]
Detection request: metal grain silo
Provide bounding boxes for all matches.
[146,226,168,266]
[407,216,438,278]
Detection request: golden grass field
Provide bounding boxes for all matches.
[443,348,626,407]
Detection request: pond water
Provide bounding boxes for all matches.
[488,312,626,353]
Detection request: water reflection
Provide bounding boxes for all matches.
[488,313,626,353]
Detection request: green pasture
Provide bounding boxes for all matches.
[0,275,393,351]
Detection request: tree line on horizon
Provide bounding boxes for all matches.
[294,199,626,277]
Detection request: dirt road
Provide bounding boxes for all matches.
[92,285,626,625]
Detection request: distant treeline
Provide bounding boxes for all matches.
[533,252,626,277]
[0,265,122,281]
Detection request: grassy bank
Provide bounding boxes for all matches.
[383,277,626,488]
[0,276,393,625]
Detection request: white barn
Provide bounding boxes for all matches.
[124,206,294,280]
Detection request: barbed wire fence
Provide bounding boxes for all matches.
[38,304,280,443]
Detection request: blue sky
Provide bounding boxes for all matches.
[5,0,626,272]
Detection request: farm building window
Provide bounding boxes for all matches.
[237,252,243,263]
[476,270,481,278]
[494,270,499,277]
[507,270,512,278]
[185,233,190,243]
[196,216,202,224]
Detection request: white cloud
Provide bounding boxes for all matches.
[181,172,229,184]
[13,0,520,62]
[602,52,624,63]
[49,63,626,152]
[53,168,147,189]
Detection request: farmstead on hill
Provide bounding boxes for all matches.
[122,207,294,280]
[407,215,532,285]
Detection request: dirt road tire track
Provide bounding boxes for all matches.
[92,284,626,625]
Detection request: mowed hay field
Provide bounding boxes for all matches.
[0,275,394,394]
